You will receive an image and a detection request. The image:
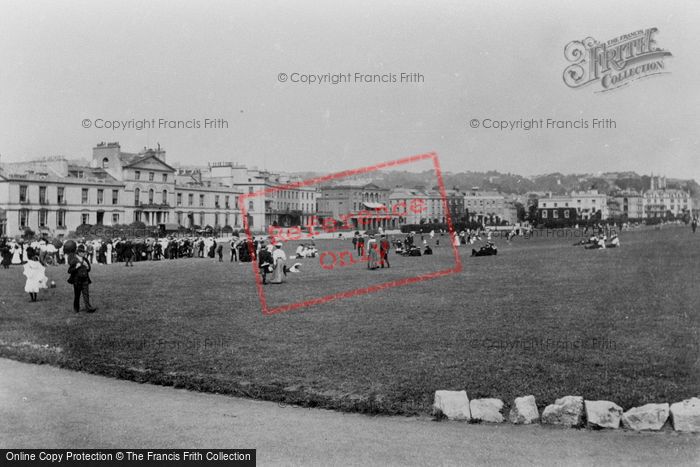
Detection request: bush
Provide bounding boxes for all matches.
[21,226,35,240]
[75,224,92,236]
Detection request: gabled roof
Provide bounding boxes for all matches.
[122,154,176,172]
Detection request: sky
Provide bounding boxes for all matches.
[0,0,698,181]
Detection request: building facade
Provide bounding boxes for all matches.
[0,143,243,238]
[538,189,608,222]
[318,183,397,230]
[643,176,693,219]
[0,157,125,236]
[464,188,517,225]
[612,190,645,220]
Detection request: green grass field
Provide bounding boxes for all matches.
[1,226,698,416]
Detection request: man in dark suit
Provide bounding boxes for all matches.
[380,235,391,268]
[66,242,97,313]
[257,241,274,285]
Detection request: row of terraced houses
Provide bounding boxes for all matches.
[536,176,694,224]
[0,142,695,237]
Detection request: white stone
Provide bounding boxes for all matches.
[433,390,470,421]
[508,395,539,424]
[621,403,669,431]
[541,396,584,427]
[670,398,700,433]
[470,398,504,423]
[585,400,623,429]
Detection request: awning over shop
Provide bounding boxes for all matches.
[363,202,386,209]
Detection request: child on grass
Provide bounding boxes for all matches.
[23,247,48,302]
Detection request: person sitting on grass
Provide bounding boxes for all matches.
[608,234,620,248]
[23,247,48,302]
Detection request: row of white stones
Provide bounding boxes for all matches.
[433,391,700,432]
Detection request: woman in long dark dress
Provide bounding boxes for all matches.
[0,240,11,268]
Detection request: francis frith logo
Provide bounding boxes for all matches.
[563,28,672,92]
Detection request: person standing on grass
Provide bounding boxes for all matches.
[692,217,698,234]
[230,236,239,262]
[357,235,365,257]
[23,247,48,302]
[65,241,97,313]
[216,243,224,262]
[270,243,287,284]
[0,239,11,269]
[366,236,380,270]
[380,235,391,268]
[258,241,273,284]
[123,239,135,267]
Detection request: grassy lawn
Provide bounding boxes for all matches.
[1,226,698,416]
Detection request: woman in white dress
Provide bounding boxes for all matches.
[270,244,287,284]
[11,243,23,264]
[23,247,48,302]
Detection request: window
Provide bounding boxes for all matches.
[57,187,65,204]
[162,174,168,183]
[19,209,29,227]
[215,195,220,207]
[97,189,104,205]
[214,213,219,226]
[564,210,570,219]
[225,196,230,209]
[199,194,205,207]
[81,213,89,224]
[102,157,109,168]
[19,185,28,203]
[188,194,193,206]
[248,200,254,211]
[162,190,168,204]
[553,210,559,218]
[225,213,229,226]
[234,196,239,209]
[81,188,89,204]
[248,187,254,194]
[39,186,47,204]
[177,212,183,225]
[177,193,182,206]
[112,189,119,205]
[39,210,47,227]
[149,189,154,204]
[542,210,548,219]
[199,212,204,225]
[134,211,142,222]
[112,213,119,224]
[149,172,154,181]
[135,170,141,180]
[134,188,140,205]
[57,210,66,228]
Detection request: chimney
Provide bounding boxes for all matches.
[155,142,166,163]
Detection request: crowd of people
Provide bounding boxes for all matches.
[0,236,259,268]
